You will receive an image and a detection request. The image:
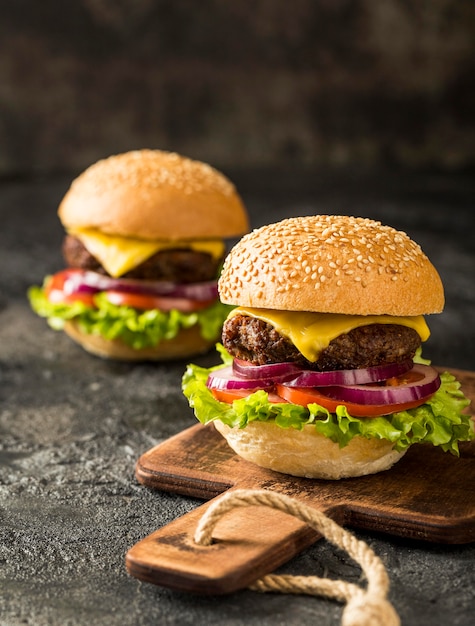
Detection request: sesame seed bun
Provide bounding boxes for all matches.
[219,215,444,317]
[213,420,406,479]
[64,320,214,361]
[58,150,249,240]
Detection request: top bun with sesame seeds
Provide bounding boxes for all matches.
[58,149,248,240]
[218,215,444,317]
[29,150,249,361]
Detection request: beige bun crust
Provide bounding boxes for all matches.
[213,420,406,480]
[219,215,444,317]
[64,320,214,361]
[58,150,249,240]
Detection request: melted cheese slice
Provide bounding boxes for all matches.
[229,307,430,362]
[70,227,225,278]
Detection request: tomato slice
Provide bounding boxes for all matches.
[47,289,96,307]
[211,388,286,404]
[45,271,96,307]
[105,290,215,312]
[275,384,428,417]
[45,269,78,296]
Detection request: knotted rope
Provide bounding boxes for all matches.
[194,489,400,626]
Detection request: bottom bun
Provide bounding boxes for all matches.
[64,321,215,361]
[214,419,406,480]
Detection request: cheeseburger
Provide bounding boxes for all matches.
[183,215,473,479]
[28,150,249,360]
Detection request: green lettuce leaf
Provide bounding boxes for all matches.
[182,347,473,455]
[28,284,232,350]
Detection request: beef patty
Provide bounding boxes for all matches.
[222,314,421,371]
[62,235,222,283]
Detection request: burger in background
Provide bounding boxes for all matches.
[28,149,249,360]
[183,215,473,479]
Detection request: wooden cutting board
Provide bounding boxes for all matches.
[125,368,475,594]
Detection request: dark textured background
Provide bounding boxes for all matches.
[1,0,474,178]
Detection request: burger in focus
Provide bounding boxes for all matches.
[28,150,249,360]
[183,215,473,479]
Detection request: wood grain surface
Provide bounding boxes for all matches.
[125,368,475,594]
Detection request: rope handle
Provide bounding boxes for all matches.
[194,489,400,626]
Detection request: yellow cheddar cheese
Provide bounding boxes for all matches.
[228,307,430,362]
[69,228,225,278]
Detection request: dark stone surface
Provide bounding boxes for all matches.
[1,170,474,625]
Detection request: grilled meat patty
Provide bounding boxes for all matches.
[62,235,222,283]
[222,314,421,371]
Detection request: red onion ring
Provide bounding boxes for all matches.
[232,359,301,381]
[63,270,218,301]
[285,360,414,388]
[320,364,441,405]
[206,366,274,391]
